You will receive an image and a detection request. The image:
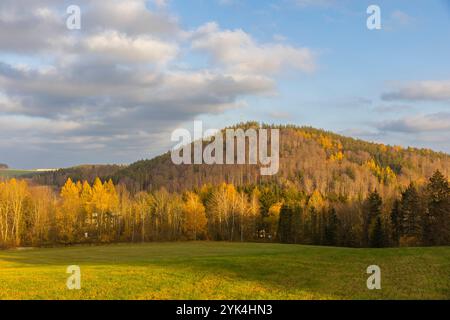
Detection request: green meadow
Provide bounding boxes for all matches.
[0,169,36,178]
[0,242,449,300]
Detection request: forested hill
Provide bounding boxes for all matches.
[13,122,450,248]
[35,123,449,197]
[109,123,448,196]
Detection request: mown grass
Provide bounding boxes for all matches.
[0,242,449,300]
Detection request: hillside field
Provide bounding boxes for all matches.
[0,242,449,300]
[0,169,37,178]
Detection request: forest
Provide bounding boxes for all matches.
[2,124,449,248]
[0,170,448,248]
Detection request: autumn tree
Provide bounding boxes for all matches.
[0,179,28,246]
[58,178,81,243]
[183,191,207,240]
[134,191,154,242]
[264,202,282,240]
[28,186,55,246]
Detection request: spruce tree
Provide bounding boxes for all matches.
[370,216,385,248]
[400,183,422,245]
[390,200,401,246]
[363,190,383,246]
[278,204,293,243]
[324,207,338,246]
[424,170,450,245]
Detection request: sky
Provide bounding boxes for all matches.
[0,0,449,169]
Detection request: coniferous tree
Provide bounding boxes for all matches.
[278,204,294,243]
[423,170,450,245]
[399,183,422,246]
[390,200,401,246]
[363,190,382,246]
[324,207,338,246]
[370,216,385,248]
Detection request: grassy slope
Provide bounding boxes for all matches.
[0,242,449,300]
[0,169,36,178]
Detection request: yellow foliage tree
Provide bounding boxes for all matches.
[308,190,324,211]
[330,151,344,162]
[58,178,81,243]
[264,202,282,239]
[183,191,207,240]
[319,135,333,150]
[0,179,29,246]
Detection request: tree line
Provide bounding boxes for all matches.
[0,170,448,248]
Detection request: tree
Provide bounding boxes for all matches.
[58,178,81,243]
[265,202,282,240]
[423,170,450,245]
[363,190,383,246]
[390,200,401,246]
[278,204,294,243]
[244,188,260,241]
[80,180,93,237]
[370,216,385,247]
[0,179,28,246]
[28,186,55,246]
[206,183,238,241]
[324,207,338,246]
[399,183,422,246]
[183,191,207,240]
[134,191,153,242]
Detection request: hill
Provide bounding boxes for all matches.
[3,123,449,249]
[109,123,449,196]
[33,123,450,196]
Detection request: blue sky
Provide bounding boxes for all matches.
[177,0,450,147]
[0,0,449,168]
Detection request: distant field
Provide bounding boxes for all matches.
[0,242,449,300]
[0,169,37,178]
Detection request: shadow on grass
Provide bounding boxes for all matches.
[1,242,449,299]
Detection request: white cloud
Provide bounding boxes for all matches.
[0,0,317,167]
[83,31,179,64]
[191,22,316,75]
[0,115,81,133]
[84,0,179,36]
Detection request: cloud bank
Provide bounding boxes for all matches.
[0,0,315,168]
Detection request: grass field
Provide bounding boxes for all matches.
[0,242,449,300]
[0,169,37,178]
